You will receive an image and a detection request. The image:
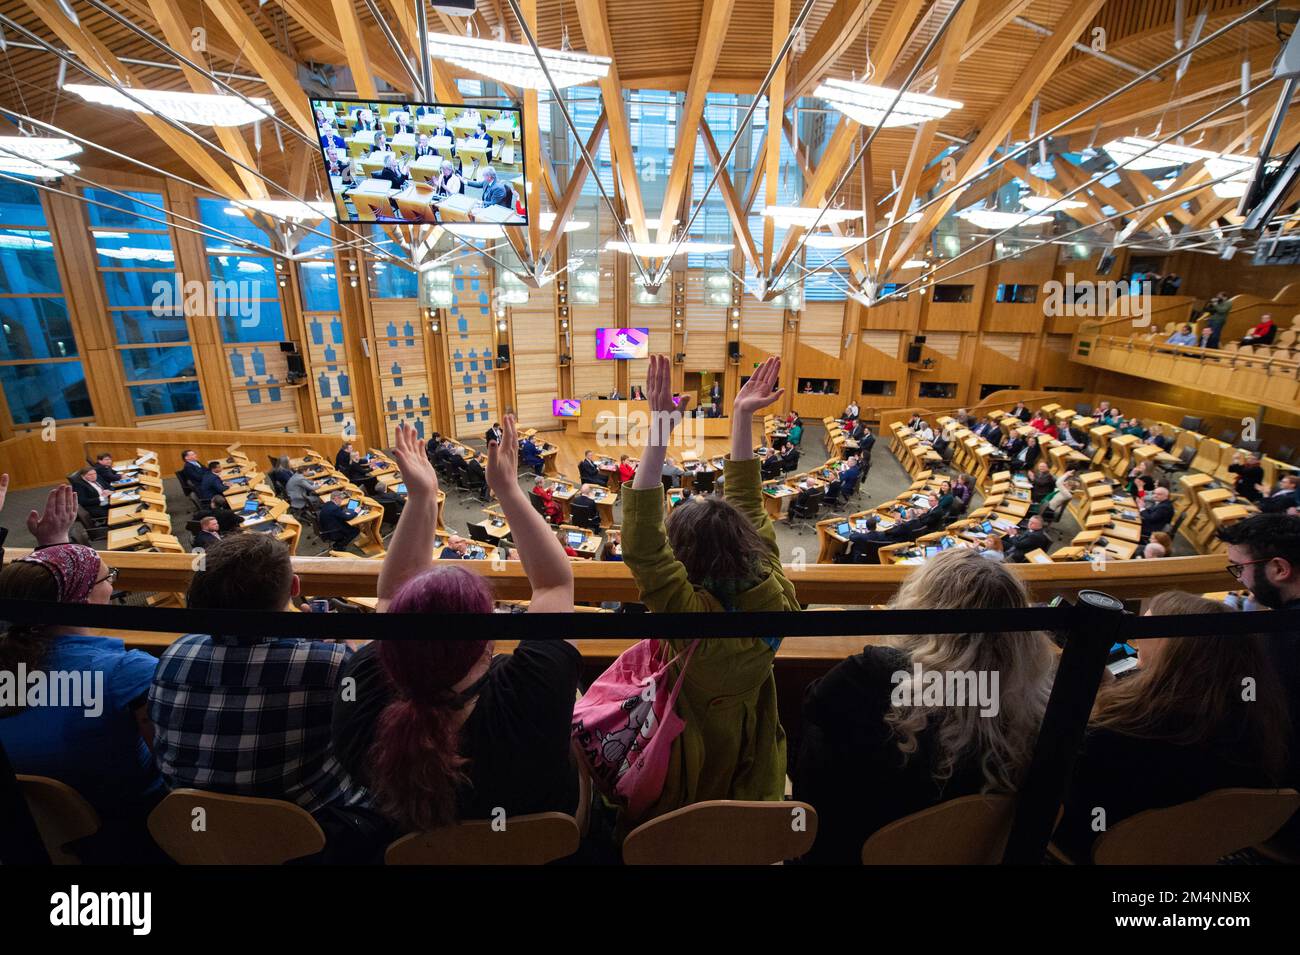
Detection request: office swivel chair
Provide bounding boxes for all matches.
[467,522,496,545]
[786,488,825,535]
[569,501,602,533]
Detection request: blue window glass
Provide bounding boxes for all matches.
[83,189,166,229]
[0,298,76,360]
[101,270,178,309]
[368,261,418,298]
[0,361,92,422]
[128,379,203,417]
[92,229,175,269]
[300,260,340,311]
[110,309,189,345]
[219,300,284,343]
[0,180,45,226]
[207,253,274,285]
[0,228,63,296]
[197,197,272,246]
[119,345,197,381]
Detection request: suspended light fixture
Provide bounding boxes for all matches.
[762,205,862,228]
[430,33,610,90]
[63,84,274,127]
[228,198,335,221]
[540,212,590,232]
[955,207,1052,229]
[624,217,678,229]
[605,239,734,256]
[0,136,81,178]
[1101,136,1223,172]
[1019,195,1088,212]
[804,234,866,250]
[444,223,508,240]
[815,78,962,129]
[899,259,928,269]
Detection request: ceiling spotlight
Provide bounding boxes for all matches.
[815,78,962,129]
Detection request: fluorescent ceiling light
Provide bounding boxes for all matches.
[540,212,589,233]
[605,239,734,256]
[94,246,175,262]
[0,136,82,178]
[1212,179,1249,199]
[763,205,861,228]
[815,78,962,129]
[63,84,273,127]
[900,259,927,269]
[1101,137,1226,172]
[1019,195,1087,212]
[430,33,610,90]
[625,217,678,228]
[804,234,866,250]
[956,207,1052,229]
[444,223,507,240]
[884,208,923,224]
[229,198,334,221]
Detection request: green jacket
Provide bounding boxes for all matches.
[620,456,797,821]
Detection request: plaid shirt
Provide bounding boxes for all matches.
[148,634,367,815]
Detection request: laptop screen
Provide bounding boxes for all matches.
[924,546,939,559]
[566,531,584,547]
[345,499,360,514]
[392,483,406,494]
[241,500,258,514]
[837,522,851,536]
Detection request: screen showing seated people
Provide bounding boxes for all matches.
[595,327,650,360]
[552,398,582,417]
[312,97,527,225]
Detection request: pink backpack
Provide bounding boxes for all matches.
[571,639,699,820]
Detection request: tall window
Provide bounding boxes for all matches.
[365,226,419,298]
[87,187,202,418]
[0,180,92,426]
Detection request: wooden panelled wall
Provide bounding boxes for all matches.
[10,168,1300,451]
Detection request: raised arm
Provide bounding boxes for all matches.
[486,414,574,615]
[724,356,786,557]
[376,422,440,611]
[27,485,78,548]
[631,354,690,491]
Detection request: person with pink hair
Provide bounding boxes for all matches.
[331,417,581,836]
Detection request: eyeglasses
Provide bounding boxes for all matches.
[1226,558,1273,580]
[94,566,119,587]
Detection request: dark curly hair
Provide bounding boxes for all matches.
[664,495,769,601]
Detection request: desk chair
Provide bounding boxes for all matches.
[661,474,676,493]
[386,813,580,865]
[786,488,826,535]
[1062,788,1300,865]
[622,800,817,865]
[468,522,497,545]
[569,500,602,532]
[861,794,1016,865]
[74,505,109,543]
[456,469,490,503]
[148,789,326,864]
[18,775,101,865]
[527,492,553,522]
[692,470,716,494]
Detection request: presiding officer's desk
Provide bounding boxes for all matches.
[563,399,733,437]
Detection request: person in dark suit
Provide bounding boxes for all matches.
[92,453,122,486]
[392,113,415,135]
[709,381,722,404]
[469,166,511,210]
[1011,435,1041,472]
[181,449,205,488]
[70,467,109,519]
[1005,516,1051,562]
[469,121,493,155]
[196,461,229,504]
[324,147,352,180]
[1009,401,1032,423]
[578,450,608,488]
[335,442,358,473]
[485,422,503,446]
[373,152,407,191]
[413,133,436,160]
[1138,486,1175,539]
[1228,453,1265,502]
[318,491,359,549]
[463,455,487,485]
[844,515,891,563]
[191,515,224,550]
[1258,475,1300,513]
[319,126,347,151]
[886,508,929,541]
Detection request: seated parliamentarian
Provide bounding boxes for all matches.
[1055,591,1291,863]
[1258,474,1300,514]
[793,549,1055,864]
[285,469,316,510]
[531,476,562,523]
[467,166,511,212]
[372,152,407,191]
[92,452,122,486]
[70,465,110,519]
[438,534,473,559]
[195,460,229,504]
[149,534,369,822]
[578,450,608,487]
[1004,515,1050,562]
[1138,486,1174,539]
[319,490,361,550]
[191,515,224,550]
[434,159,464,197]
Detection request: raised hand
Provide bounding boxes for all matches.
[733,355,785,418]
[486,414,520,496]
[0,472,7,514]
[27,484,77,547]
[645,354,687,445]
[392,421,438,500]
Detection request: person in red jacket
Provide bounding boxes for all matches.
[1241,314,1277,347]
[530,477,562,523]
[617,455,636,485]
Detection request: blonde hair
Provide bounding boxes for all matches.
[882,548,1055,793]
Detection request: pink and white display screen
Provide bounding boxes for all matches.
[552,398,582,417]
[595,327,649,360]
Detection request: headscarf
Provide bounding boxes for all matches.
[18,544,101,603]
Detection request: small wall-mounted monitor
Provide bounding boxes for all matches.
[552,398,582,417]
[595,327,649,360]
[279,341,297,353]
[286,354,307,376]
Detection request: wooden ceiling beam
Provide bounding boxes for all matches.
[380,0,463,103]
[203,0,316,133]
[24,0,246,197]
[905,0,1037,91]
[654,0,736,245]
[540,112,608,268]
[700,118,761,276]
[574,0,647,243]
[784,0,881,107]
[1001,156,1105,225]
[762,0,791,273]
[885,0,1108,276]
